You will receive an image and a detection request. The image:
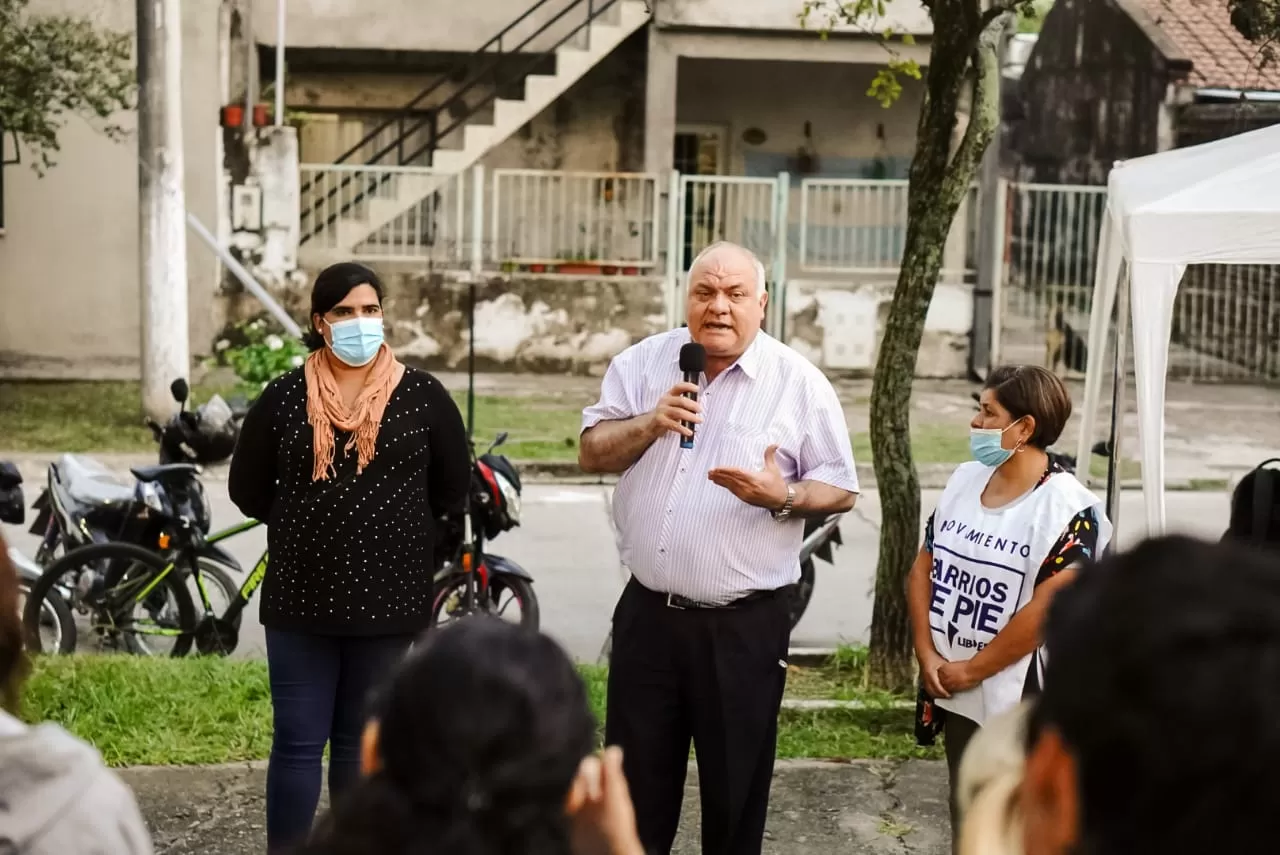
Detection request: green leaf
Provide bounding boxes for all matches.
[0,0,135,174]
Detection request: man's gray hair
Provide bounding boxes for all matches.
[685,241,768,296]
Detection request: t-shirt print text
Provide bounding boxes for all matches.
[929,518,1030,652]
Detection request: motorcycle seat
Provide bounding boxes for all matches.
[55,454,135,507]
[131,463,200,483]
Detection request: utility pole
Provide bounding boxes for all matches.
[138,0,191,420]
[969,15,1012,381]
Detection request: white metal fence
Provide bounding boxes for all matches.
[798,179,909,272]
[294,165,1278,383]
[491,169,660,270]
[997,182,1280,383]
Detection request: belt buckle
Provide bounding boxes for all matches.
[665,593,687,610]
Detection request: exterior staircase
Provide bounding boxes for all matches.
[299,0,652,266]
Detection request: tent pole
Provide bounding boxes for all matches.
[1104,267,1130,547]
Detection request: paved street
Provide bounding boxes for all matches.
[3,480,1232,662]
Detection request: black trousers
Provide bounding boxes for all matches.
[943,711,981,855]
[606,578,791,855]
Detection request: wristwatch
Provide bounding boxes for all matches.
[771,485,796,522]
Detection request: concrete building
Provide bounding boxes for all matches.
[1,0,979,380]
[0,0,223,379]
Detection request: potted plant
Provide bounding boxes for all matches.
[558,250,603,276]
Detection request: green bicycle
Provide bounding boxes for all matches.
[22,516,268,657]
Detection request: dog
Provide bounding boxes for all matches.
[1046,306,1088,377]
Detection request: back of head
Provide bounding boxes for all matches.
[1224,459,1280,548]
[300,618,596,855]
[1034,535,1280,854]
[958,702,1029,855]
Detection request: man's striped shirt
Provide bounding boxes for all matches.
[582,328,858,604]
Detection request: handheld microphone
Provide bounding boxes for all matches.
[678,342,706,450]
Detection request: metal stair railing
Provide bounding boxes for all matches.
[299,0,637,246]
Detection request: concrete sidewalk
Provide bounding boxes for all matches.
[123,759,950,855]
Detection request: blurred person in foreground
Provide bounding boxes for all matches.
[0,531,153,853]
[1021,534,1280,855]
[295,617,644,855]
[907,365,1110,849]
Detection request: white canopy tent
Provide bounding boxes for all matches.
[1074,122,1280,538]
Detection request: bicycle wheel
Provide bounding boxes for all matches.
[24,542,196,657]
[192,557,244,632]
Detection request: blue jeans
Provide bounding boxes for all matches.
[264,629,415,852]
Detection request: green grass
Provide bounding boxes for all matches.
[0,380,584,461]
[21,653,936,767]
[0,381,237,454]
[851,424,972,465]
[1088,453,1142,482]
[450,392,582,461]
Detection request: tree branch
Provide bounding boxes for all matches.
[946,13,1007,181]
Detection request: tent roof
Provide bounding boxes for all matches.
[1108,122,1280,264]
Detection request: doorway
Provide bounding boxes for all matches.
[674,125,726,271]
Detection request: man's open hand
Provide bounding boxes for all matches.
[708,445,789,511]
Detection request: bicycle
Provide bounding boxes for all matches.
[23,432,539,656]
[21,516,265,657]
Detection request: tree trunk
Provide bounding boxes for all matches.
[866,6,1006,693]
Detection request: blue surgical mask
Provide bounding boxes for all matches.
[969,420,1022,468]
[327,317,384,367]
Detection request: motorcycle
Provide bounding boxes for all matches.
[788,514,844,630]
[430,431,540,629]
[1,461,73,647]
[24,379,242,648]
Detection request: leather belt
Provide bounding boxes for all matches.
[633,580,778,610]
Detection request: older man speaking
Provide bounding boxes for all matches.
[580,241,859,855]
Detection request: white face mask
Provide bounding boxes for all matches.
[327,317,384,366]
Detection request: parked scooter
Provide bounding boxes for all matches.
[22,380,242,648]
[28,379,238,567]
[1,461,72,647]
[430,431,540,628]
[788,514,844,630]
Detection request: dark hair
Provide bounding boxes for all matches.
[0,532,29,713]
[296,618,596,855]
[982,365,1071,449]
[1031,535,1280,854]
[302,262,385,351]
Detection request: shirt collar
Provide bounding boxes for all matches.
[675,328,766,380]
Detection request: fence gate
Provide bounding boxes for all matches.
[666,173,789,337]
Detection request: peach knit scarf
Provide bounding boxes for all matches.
[304,344,399,481]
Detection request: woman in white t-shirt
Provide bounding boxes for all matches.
[905,365,1111,853]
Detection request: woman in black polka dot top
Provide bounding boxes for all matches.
[228,262,471,853]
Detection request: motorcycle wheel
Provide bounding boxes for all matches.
[785,558,816,632]
[430,574,540,631]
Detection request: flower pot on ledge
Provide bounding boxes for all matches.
[559,263,603,275]
[220,103,273,128]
